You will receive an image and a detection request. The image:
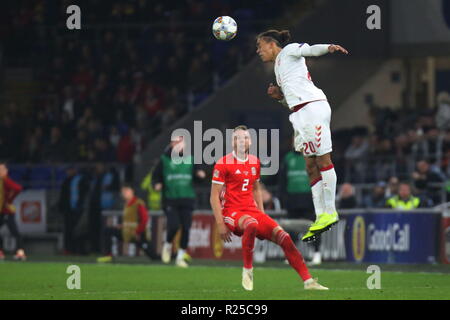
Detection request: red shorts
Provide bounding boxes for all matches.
[222,207,279,240]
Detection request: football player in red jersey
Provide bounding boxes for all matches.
[0,161,26,261]
[210,125,328,291]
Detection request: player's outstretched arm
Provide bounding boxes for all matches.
[293,43,349,57]
[327,44,348,54]
[210,183,232,242]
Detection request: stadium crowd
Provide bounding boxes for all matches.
[329,92,450,208]
[1,0,296,166]
[332,95,450,184]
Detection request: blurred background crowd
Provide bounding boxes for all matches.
[0,0,295,166]
[0,0,449,256]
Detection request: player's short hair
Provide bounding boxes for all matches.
[233,125,248,132]
[257,29,291,47]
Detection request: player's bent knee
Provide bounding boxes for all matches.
[242,218,258,232]
[239,215,258,230]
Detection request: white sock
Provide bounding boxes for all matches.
[313,252,321,261]
[304,278,314,285]
[163,242,172,252]
[176,249,185,261]
[311,179,325,217]
[321,166,337,213]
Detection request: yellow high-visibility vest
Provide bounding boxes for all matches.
[141,172,162,211]
[386,196,420,210]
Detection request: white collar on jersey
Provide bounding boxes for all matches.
[232,151,248,162]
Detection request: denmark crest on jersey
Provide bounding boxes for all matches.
[251,167,256,175]
[213,169,220,178]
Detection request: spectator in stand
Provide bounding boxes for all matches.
[386,182,432,210]
[344,134,369,161]
[109,126,121,149]
[411,160,445,205]
[393,133,413,179]
[43,126,66,163]
[394,133,412,158]
[336,183,358,209]
[436,91,450,131]
[385,176,400,199]
[423,127,442,162]
[73,130,90,162]
[22,127,44,163]
[72,63,93,89]
[362,182,386,208]
[372,137,396,182]
[142,87,162,117]
[344,133,369,182]
[113,84,134,127]
[117,128,136,181]
[61,85,81,121]
[91,138,116,163]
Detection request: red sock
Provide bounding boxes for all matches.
[241,218,258,269]
[276,230,311,281]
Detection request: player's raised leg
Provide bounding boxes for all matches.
[238,214,259,291]
[302,156,325,242]
[309,153,339,233]
[270,226,328,290]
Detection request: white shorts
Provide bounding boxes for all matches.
[288,100,332,157]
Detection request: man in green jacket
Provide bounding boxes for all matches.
[152,136,205,268]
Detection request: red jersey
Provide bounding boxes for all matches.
[0,176,23,215]
[212,152,261,210]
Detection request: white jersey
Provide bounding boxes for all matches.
[274,42,328,108]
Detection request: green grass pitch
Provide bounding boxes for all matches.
[1,259,449,300]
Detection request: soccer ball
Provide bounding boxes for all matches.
[212,16,237,41]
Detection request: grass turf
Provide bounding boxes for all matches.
[0,259,449,300]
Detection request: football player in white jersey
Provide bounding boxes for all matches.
[256,29,348,242]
